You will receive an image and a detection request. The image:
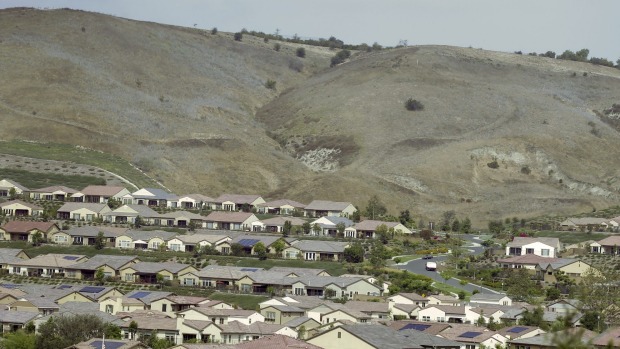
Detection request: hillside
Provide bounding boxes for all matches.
[2,8,620,226]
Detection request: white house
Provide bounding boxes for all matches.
[505,237,560,258]
[304,200,357,218]
[345,220,412,239]
[469,293,512,306]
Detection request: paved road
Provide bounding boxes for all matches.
[395,234,502,294]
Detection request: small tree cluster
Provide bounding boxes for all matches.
[234,32,243,41]
[265,79,277,90]
[330,49,351,67]
[296,47,306,58]
[404,98,424,111]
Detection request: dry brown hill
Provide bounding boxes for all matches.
[2,8,620,227]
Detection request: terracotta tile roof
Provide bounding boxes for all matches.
[1,221,57,233]
[596,236,620,246]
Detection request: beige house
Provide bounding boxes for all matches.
[168,194,214,209]
[103,204,159,224]
[204,211,259,231]
[56,202,111,221]
[0,200,43,217]
[0,221,59,242]
[251,217,306,233]
[284,240,349,261]
[591,236,620,255]
[211,194,266,211]
[120,262,197,284]
[261,305,305,325]
[115,230,176,250]
[8,254,87,277]
[0,179,28,197]
[64,254,140,280]
[166,234,231,253]
[73,185,130,203]
[28,185,78,201]
[345,220,413,238]
[304,200,357,218]
[50,230,72,245]
[535,259,598,283]
[256,199,306,215]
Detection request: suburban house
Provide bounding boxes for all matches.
[256,199,306,215]
[67,338,148,349]
[28,185,78,201]
[283,240,350,261]
[0,248,30,268]
[8,253,87,277]
[63,226,126,246]
[508,328,598,349]
[73,185,131,203]
[56,202,112,221]
[211,194,265,211]
[103,204,159,224]
[545,299,581,314]
[260,304,305,325]
[230,235,285,255]
[559,217,609,232]
[182,265,265,291]
[115,230,177,250]
[418,305,467,323]
[0,221,59,242]
[0,179,28,197]
[505,237,561,258]
[166,234,231,253]
[304,200,357,218]
[124,188,176,206]
[591,236,620,255]
[0,200,43,217]
[290,276,382,297]
[120,262,198,284]
[437,325,508,349]
[345,220,413,238]
[167,194,214,209]
[469,293,512,306]
[0,309,39,333]
[309,216,354,237]
[156,210,209,228]
[64,255,140,280]
[251,217,306,233]
[205,212,259,231]
[217,321,297,344]
[427,295,461,306]
[535,259,597,283]
[389,292,430,308]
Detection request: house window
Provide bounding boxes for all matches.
[294,287,304,295]
[162,304,167,312]
[184,278,195,286]
[105,305,113,314]
[150,241,160,249]
[54,235,67,243]
[86,214,94,221]
[265,312,276,322]
[305,252,316,260]
[202,280,213,287]
[125,273,134,281]
[12,267,20,274]
[119,240,131,248]
[337,331,341,338]
[422,316,430,322]
[541,249,550,256]
[526,248,534,254]
[72,213,81,220]
[220,318,224,324]
[170,244,181,251]
[437,316,445,322]
[165,334,175,343]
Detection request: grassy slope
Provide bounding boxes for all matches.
[0,167,105,189]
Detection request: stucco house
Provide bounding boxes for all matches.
[0,221,59,242]
[251,217,306,233]
[64,226,127,246]
[115,230,177,250]
[345,220,413,238]
[559,217,609,232]
[205,212,259,231]
[505,237,561,258]
[283,240,349,261]
[0,200,43,217]
[167,234,231,253]
[256,199,306,215]
[156,210,209,228]
[418,305,467,323]
[304,200,357,218]
[28,185,78,201]
[8,253,87,277]
[73,185,130,203]
[591,236,620,255]
[211,194,265,211]
[124,188,175,206]
[167,194,214,209]
[103,204,159,224]
[64,254,140,280]
[0,179,28,198]
[120,262,197,284]
[309,216,354,237]
[469,293,512,306]
[56,202,111,221]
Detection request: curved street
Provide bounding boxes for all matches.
[395,234,503,294]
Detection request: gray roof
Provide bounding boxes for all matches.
[131,188,175,200]
[289,240,349,253]
[196,265,265,280]
[315,216,354,228]
[0,248,27,265]
[400,329,462,348]
[157,210,207,220]
[0,309,39,324]
[174,233,230,244]
[107,205,159,217]
[122,290,172,305]
[282,316,318,327]
[65,226,128,238]
[128,262,193,274]
[39,301,123,325]
[57,202,109,213]
[305,200,353,211]
[213,194,262,204]
[296,276,373,289]
[30,185,78,194]
[122,229,177,241]
[268,267,327,276]
[507,237,560,248]
[257,199,306,208]
[338,324,424,349]
[470,293,510,302]
[262,304,305,313]
[66,254,139,271]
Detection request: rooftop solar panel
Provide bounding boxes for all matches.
[400,323,431,331]
[240,268,259,272]
[129,291,151,299]
[0,284,21,289]
[458,331,482,338]
[237,239,260,247]
[63,256,80,260]
[508,326,528,333]
[58,285,73,289]
[80,286,106,294]
[90,340,125,349]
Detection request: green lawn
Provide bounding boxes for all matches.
[235,258,348,276]
[209,292,269,310]
[0,167,105,189]
[432,281,471,298]
[0,140,158,189]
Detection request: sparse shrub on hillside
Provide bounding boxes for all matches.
[521,166,531,175]
[514,51,522,55]
[589,57,614,67]
[263,37,269,43]
[288,58,304,72]
[296,47,306,58]
[265,79,276,90]
[558,48,589,62]
[330,49,351,67]
[234,32,243,41]
[273,43,281,51]
[372,42,382,51]
[211,27,218,35]
[404,98,424,111]
[540,51,556,58]
[487,160,499,169]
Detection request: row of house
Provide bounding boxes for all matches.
[0,180,360,218]
[559,216,620,232]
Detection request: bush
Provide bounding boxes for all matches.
[330,49,351,67]
[273,43,281,51]
[211,27,218,35]
[487,160,499,169]
[265,80,277,90]
[234,32,243,41]
[521,166,531,175]
[405,98,424,111]
[296,47,306,58]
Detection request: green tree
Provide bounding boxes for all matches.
[298,325,307,339]
[365,195,387,219]
[271,239,286,257]
[36,314,114,349]
[156,273,165,289]
[296,47,306,58]
[399,210,411,226]
[546,287,561,301]
[312,223,322,236]
[343,243,364,263]
[128,320,138,340]
[188,221,197,232]
[336,222,346,237]
[0,330,36,349]
[576,267,620,326]
[254,242,267,260]
[504,268,543,302]
[369,240,386,268]
[350,208,361,222]
[461,217,472,233]
[273,43,281,51]
[265,79,276,90]
[104,323,122,339]
[231,243,245,256]
[330,49,351,67]
[576,48,590,61]
[134,215,143,228]
[441,210,455,232]
[234,32,243,41]
[451,219,461,233]
[106,197,122,209]
[376,224,390,244]
[95,267,105,286]
[211,27,217,35]
[30,231,44,246]
[282,220,292,237]
[94,231,106,250]
[302,222,311,235]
